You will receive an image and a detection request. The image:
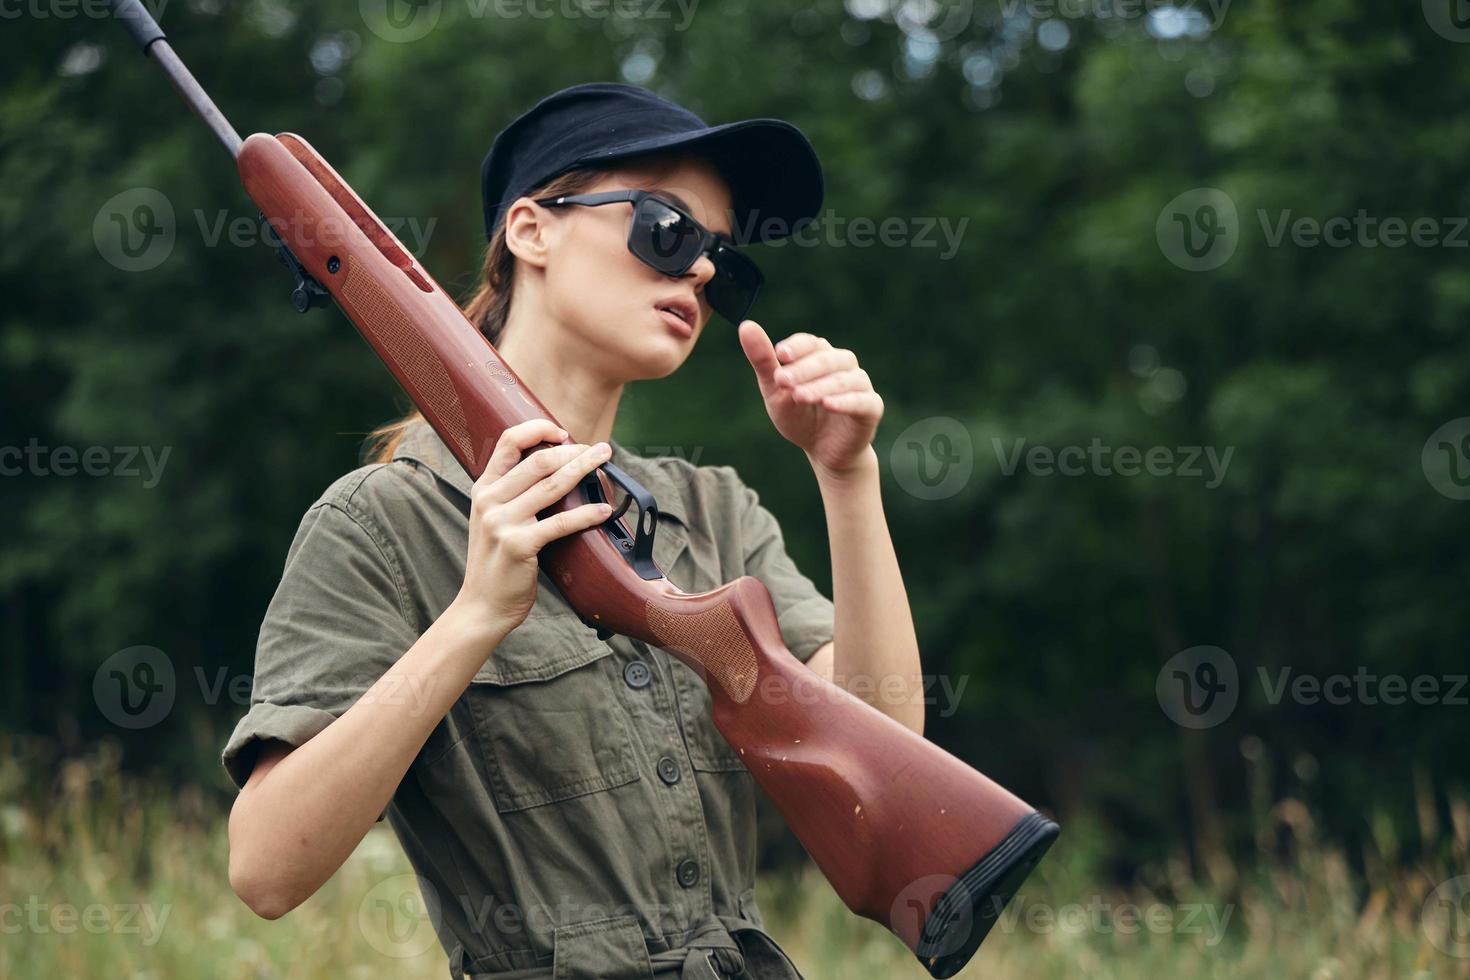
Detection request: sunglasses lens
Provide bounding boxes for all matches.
[706,247,762,323]
[630,198,702,272]
[625,196,762,323]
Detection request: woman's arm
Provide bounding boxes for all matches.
[803,450,925,735]
[228,420,615,918]
[738,322,925,735]
[228,602,515,918]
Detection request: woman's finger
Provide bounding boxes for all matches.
[523,500,618,552]
[792,368,871,403]
[819,389,884,417]
[738,320,783,397]
[504,442,612,518]
[482,442,592,505]
[772,332,832,365]
[476,419,568,488]
[774,347,858,387]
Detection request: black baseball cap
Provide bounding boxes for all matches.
[480,82,823,247]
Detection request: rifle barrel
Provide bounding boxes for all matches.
[108,0,242,159]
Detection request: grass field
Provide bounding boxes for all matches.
[2,737,1465,979]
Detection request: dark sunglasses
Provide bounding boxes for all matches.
[533,189,763,325]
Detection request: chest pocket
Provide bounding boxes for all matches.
[469,596,640,813]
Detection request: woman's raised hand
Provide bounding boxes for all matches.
[453,419,614,634]
[738,319,883,478]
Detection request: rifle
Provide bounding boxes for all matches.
[102,3,1058,974]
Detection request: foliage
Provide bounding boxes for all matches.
[1,0,1466,879]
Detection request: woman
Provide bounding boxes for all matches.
[222,82,925,979]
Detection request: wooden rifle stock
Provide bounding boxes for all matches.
[236,132,1058,976]
[98,1,1058,964]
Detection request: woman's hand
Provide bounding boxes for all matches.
[453,419,614,634]
[738,320,884,477]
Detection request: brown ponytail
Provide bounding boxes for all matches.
[364,165,615,464]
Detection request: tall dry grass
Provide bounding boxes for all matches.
[1,735,1465,979]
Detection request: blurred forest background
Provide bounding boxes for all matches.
[2,0,1469,975]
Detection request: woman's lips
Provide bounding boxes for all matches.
[657,307,694,338]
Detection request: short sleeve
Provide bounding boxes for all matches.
[221,499,419,790]
[734,478,835,664]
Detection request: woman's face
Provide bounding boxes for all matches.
[509,154,737,381]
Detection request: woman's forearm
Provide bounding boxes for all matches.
[228,424,613,919]
[810,446,926,734]
[227,600,510,917]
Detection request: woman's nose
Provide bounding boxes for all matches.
[683,251,717,288]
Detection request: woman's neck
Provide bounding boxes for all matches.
[494,321,623,448]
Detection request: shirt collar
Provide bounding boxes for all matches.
[391,418,688,526]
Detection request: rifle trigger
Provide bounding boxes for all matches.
[579,461,663,581]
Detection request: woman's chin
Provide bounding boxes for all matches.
[623,322,696,378]
[636,342,690,379]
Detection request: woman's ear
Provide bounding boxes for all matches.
[503,197,553,269]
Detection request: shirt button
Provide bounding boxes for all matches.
[676,858,700,888]
[656,756,681,785]
[623,661,651,689]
